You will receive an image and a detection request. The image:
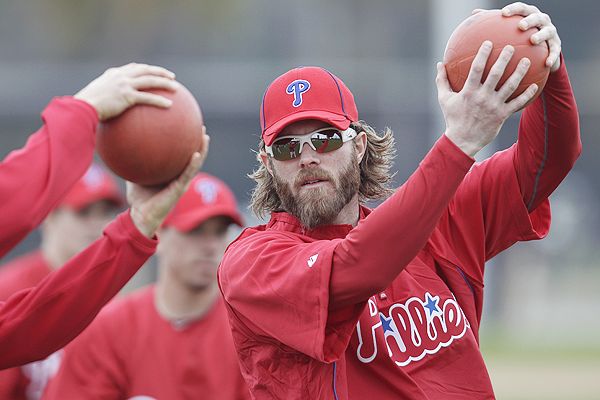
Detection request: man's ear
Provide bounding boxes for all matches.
[355,131,367,163]
[259,151,274,176]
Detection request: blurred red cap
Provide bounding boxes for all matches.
[260,66,359,146]
[60,163,124,211]
[162,173,243,232]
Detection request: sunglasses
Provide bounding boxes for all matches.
[265,127,358,161]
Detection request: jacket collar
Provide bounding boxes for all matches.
[266,205,371,240]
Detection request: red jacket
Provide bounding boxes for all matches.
[218,59,581,399]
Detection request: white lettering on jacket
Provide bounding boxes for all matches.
[356,292,469,366]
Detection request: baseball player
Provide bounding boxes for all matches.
[0,163,123,400]
[0,63,210,369]
[44,173,249,400]
[218,3,580,399]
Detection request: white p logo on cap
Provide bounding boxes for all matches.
[82,164,103,189]
[286,79,311,107]
[194,180,218,204]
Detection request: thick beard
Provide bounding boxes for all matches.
[272,156,360,230]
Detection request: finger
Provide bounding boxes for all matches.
[471,8,486,15]
[435,62,452,94]
[506,83,538,113]
[529,25,557,45]
[174,136,210,190]
[502,2,540,17]
[547,39,561,69]
[188,151,204,175]
[497,57,531,100]
[139,65,176,79]
[517,12,551,31]
[528,25,560,67]
[123,63,176,79]
[131,91,173,108]
[131,76,178,91]
[483,45,515,90]
[464,41,492,90]
[125,181,135,205]
[197,133,210,162]
[172,152,203,194]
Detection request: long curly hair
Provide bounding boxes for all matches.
[248,120,396,219]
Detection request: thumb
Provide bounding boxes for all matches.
[435,62,453,97]
[170,152,203,196]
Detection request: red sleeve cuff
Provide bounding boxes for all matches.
[69,97,99,123]
[106,211,158,252]
[435,134,476,169]
[546,53,567,83]
[44,96,99,126]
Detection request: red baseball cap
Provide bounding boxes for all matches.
[162,173,243,232]
[60,163,124,211]
[260,66,359,146]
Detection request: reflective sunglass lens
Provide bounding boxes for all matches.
[270,129,345,160]
[312,130,343,153]
[272,138,300,161]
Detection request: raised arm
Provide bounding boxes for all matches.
[330,38,542,309]
[510,6,581,210]
[0,98,97,257]
[430,4,581,266]
[0,63,178,258]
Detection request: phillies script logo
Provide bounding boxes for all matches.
[355,292,469,366]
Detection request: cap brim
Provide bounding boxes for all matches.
[166,206,243,232]
[263,111,352,146]
[63,190,125,211]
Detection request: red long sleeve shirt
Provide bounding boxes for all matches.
[0,97,97,259]
[218,59,580,399]
[44,287,250,400]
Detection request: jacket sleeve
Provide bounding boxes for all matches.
[0,97,98,259]
[0,211,156,369]
[515,56,581,212]
[329,135,475,308]
[429,56,581,286]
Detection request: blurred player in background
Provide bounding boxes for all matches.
[218,3,581,399]
[45,173,250,400]
[0,163,124,400]
[0,62,209,369]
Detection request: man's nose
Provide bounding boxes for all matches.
[298,142,320,167]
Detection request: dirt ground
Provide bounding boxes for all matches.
[486,356,600,400]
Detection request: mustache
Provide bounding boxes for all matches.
[294,168,334,187]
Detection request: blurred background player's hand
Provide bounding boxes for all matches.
[74,63,178,121]
[127,132,209,238]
